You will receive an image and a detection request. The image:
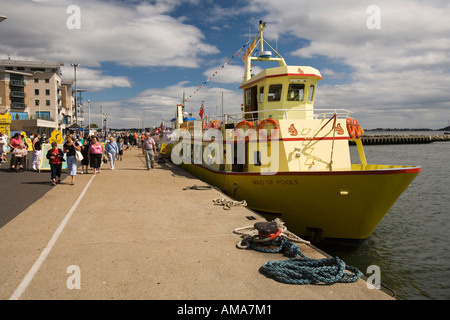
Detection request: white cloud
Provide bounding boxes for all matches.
[0,0,219,73]
[60,66,132,91]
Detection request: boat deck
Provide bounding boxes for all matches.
[0,147,393,300]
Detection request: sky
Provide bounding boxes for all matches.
[1,0,449,130]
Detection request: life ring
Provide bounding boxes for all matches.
[346,117,356,139]
[353,119,361,139]
[258,118,279,141]
[235,120,254,141]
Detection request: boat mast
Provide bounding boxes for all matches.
[243,21,287,82]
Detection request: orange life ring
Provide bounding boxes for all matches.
[258,118,279,141]
[346,117,356,139]
[235,120,254,141]
[353,119,361,139]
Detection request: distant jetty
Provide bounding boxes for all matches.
[350,134,450,145]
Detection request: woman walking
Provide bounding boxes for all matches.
[31,133,42,171]
[88,136,104,175]
[105,136,119,170]
[80,137,90,174]
[64,135,81,185]
[46,142,64,186]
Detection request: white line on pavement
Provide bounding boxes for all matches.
[9,174,96,300]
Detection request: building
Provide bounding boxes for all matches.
[0,59,75,137]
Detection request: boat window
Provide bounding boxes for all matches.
[308,85,315,102]
[245,89,252,106]
[259,86,264,103]
[287,83,304,101]
[268,84,282,102]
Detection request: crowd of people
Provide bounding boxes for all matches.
[0,130,160,186]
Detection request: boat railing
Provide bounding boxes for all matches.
[215,108,353,125]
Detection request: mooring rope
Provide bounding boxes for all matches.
[234,218,310,247]
[183,184,214,191]
[213,197,247,210]
[234,219,362,285]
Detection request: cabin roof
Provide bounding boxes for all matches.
[240,65,322,89]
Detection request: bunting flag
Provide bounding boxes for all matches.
[184,34,259,104]
[199,101,204,119]
[242,36,258,62]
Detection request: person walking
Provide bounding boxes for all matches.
[105,136,119,170]
[140,133,145,154]
[0,131,7,163]
[142,132,157,170]
[117,137,124,161]
[8,132,22,149]
[88,136,104,175]
[46,142,64,186]
[80,137,90,174]
[31,133,42,171]
[64,135,81,185]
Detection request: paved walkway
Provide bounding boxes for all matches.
[0,147,393,300]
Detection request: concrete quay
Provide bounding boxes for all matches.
[0,147,393,300]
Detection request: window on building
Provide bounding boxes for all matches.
[35,89,39,95]
[10,112,28,120]
[46,100,50,106]
[268,84,282,102]
[45,89,50,95]
[308,85,315,102]
[45,79,50,83]
[287,83,305,101]
[36,111,50,119]
[35,100,40,106]
[34,78,39,83]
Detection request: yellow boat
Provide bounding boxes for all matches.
[169,22,421,247]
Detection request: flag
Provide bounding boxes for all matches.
[199,102,204,119]
[242,37,257,62]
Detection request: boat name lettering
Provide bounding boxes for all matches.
[252,179,299,186]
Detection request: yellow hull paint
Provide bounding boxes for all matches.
[179,162,420,243]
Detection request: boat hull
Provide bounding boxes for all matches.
[178,162,420,246]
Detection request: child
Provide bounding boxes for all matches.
[46,142,64,186]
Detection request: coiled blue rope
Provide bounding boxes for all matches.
[248,236,362,285]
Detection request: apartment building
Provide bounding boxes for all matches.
[0,59,74,136]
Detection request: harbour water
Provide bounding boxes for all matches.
[319,131,450,300]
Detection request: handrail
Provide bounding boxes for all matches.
[214,108,352,124]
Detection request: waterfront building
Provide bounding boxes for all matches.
[0,59,75,137]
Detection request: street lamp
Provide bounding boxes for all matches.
[71,63,79,124]
[100,106,107,137]
[87,99,91,135]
